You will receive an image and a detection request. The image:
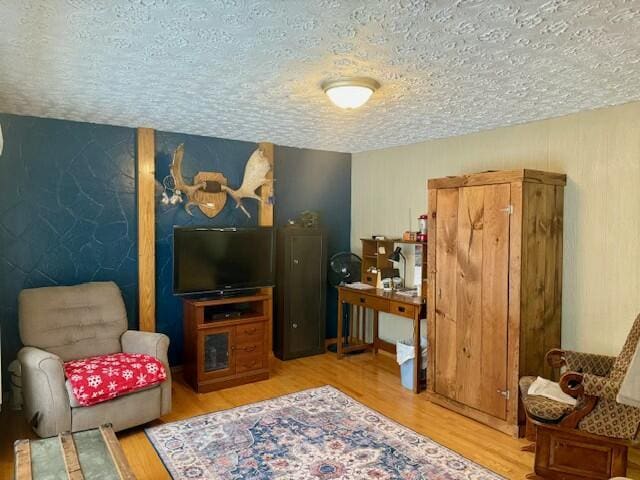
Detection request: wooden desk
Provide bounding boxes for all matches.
[336,286,426,393]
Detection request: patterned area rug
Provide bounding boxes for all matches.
[146,385,503,479]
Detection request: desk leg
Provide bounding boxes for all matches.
[373,310,379,354]
[337,294,344,359]
[413,311,420,393]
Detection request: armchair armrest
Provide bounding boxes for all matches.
[559,371,585,398]
[558,370,619,402]
[546,348,616,377]
[121,330,169,362]
[17,347,71,437]
[121,330,171,416]
[557,371,600,429]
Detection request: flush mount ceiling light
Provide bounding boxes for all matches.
[322,77,380,109]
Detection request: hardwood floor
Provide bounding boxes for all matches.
[2,352,639,479]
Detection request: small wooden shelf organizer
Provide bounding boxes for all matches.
[360,238,395,286]
[361,238,428,293]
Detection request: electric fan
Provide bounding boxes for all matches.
[328,252,362,287]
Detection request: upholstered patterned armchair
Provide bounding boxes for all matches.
[18,281,171,438]
[519,313,640,479]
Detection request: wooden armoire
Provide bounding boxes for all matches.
[426,169,566,436]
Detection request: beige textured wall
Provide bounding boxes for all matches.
[352,101,640,355]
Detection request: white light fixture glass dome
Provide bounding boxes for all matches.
[322,77,380,109]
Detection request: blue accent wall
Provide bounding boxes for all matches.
[154,131,258,365]
[0,113,138,383]
[0,112,352,383]
[274,146,351,338]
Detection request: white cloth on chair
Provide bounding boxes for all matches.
[527,376,577,405]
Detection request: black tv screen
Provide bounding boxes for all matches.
[173,227,274,295]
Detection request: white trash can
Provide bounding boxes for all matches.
[396,337,427,390]
[8,360,22,411]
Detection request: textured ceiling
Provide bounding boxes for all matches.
[0,1,639,153]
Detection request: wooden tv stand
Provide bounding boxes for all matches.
[182,288,272,393]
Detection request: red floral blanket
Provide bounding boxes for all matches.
[64,352,167,407]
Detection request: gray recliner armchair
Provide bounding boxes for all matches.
[18,281,171,438]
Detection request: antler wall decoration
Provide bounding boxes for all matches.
[166,144,205,213]
[220,148,272,218]
[162,143,272,219]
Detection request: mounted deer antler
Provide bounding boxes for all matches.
[169,143,207,215]
[221,148,272,218]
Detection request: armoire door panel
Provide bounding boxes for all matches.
[289,235,323,354]
[480,183,511,420]
[455,184,511,418]
[434,188,459,399]
[455,186,486,410]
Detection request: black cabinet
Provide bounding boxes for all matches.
[274,227,327,360]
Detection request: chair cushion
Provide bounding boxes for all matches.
[64,353,167,407]
[520,376,574,423]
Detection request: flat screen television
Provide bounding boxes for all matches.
[173,226,274,295]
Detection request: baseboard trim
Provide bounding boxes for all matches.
[426,390,520,438]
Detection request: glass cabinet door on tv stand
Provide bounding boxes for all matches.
[204,331,229,372]
[198,326,235,379]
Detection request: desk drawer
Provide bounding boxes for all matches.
[235,322,265,345]
[234,342,263,357]
[342,290,389,311]
[389,301,416,319]
[363,273,377,286]
[236,352,264,373]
